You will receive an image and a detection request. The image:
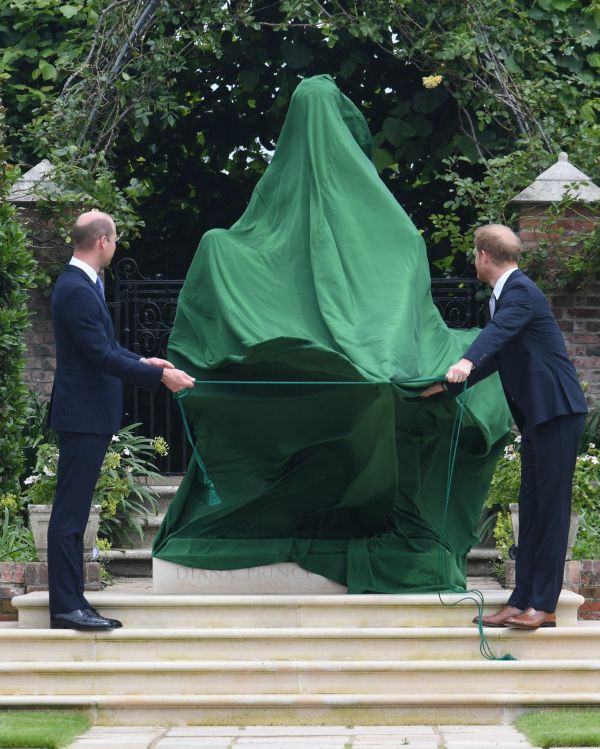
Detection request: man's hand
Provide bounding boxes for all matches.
[445,358,474,383]
[420,383,445,399]
[161,367,195,393]
[141,357,175,369]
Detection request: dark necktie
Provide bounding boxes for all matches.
[95,276,105,300]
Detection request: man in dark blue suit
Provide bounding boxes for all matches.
[422,224,587,629]
[48,210,195,630]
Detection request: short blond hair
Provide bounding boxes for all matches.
[474,224,521,265]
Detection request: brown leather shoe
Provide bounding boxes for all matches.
[505,607,556,629]
[472,604,524,628]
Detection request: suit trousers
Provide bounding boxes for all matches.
[508,413,585,613]
[47,431,111,615]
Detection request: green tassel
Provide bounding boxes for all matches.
[207,480,221,506]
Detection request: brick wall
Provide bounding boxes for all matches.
[552,283,600,406]
[507,560,600,620]
[16,206,69,399]
[22,287,55,397]
[0,562,101,621]
[564,560,600,620]
[0,563,26,620]
[517,203,600,406]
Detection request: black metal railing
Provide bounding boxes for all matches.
[109,259,486,473]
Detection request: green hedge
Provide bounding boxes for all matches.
[0,100,38,494]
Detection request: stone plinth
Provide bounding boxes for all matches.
[152,557,347,595]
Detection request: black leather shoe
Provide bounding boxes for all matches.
[85,606,123,629]
[50,608,115,631]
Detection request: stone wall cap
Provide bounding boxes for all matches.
[7,159,61,203]
[511,152,600,204]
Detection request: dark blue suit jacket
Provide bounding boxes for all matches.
[449,270,587,431]
[49,265,163,434]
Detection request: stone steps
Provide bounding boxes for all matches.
[3,657,600,697]
[16,589,581,629]
[1,626,599,662]
[5,588,599,725]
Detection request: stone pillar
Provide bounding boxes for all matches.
[511,153,600,405]
[8,161,70,398]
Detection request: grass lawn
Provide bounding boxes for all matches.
[516,709,600,748]
[0,710,90,749]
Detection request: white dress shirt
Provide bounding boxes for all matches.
[69,256,98,284]
[489,266,518,318]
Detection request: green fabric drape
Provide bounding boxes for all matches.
[152,74,512,593]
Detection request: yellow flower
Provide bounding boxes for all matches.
[104,451,121,470]
[152,436,169,457]
[422,75,443,89]
[0,493,18,513]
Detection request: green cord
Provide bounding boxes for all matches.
[175,376,516,661]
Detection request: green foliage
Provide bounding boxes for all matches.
[20,389,55,480]
[573,511,600,561]
[492,510,513,573]
[23,423,167,545]
[488,433,600,560]
[581,405,600,451]
[22,442,57,504]
[485,435,523,511]
[0,506,36,562]
[487,434,600,517]
[97,424,165,544]
[0,99,38,496]
[0,709,91,749]
[33,152,146,280]
[1,0,598,278]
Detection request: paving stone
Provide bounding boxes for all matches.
[353,728,436,736]
[169,727,352,736]
[156,741,232,749]
[233,740,347,747]
[444,743,532,749]
[352,736,437,744]
[350,736,440,749]
[66,727,165,748]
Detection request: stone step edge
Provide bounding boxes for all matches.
[13,589,583,608]
[105,546,501,559]
[4,658,600,672]
[0,692,599,707]
[1,626,598,640]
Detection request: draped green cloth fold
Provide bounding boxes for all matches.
[152,74,512,593]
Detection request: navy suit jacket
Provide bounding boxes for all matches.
[449,269,587,431]
[49,265,163,434]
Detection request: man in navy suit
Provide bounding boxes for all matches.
[422,224,587,629]
[48,210,195,630]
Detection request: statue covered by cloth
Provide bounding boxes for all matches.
[152,74,512,593]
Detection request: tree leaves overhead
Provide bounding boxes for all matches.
[1,0,598,277]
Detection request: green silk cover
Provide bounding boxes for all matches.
[153,74,512,593]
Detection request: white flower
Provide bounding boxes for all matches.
[111,435,120,442]
[126,466,133,473]
[24,475,39,485]
[591,456,599,465]
[42,466,55,477]
[514,435,522,444]
[590,443,596,449]
[123,447,130,456]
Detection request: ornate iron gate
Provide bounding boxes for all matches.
[109,258,486,474]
